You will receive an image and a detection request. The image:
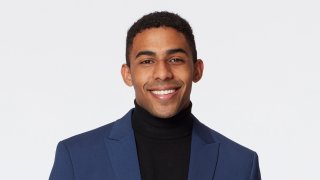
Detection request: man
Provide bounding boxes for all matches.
[50,11,261,180]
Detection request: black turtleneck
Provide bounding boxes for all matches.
[132,101,193,180]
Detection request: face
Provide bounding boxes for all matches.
[122,27,203,118]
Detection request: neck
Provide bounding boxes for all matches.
[131,101,193,139]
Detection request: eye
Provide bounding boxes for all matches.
[140,59,154,64]
[169,58,184,64]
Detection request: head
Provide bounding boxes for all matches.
[121,11,204,118]
[126,11,197,67]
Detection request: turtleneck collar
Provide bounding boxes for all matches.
[132,100,193,140]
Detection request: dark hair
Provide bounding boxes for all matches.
[125,11,197,66]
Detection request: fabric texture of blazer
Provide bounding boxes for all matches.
[50,109,261,180]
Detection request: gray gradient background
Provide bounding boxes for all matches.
[0,0,319,179]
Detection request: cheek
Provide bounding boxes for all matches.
[131,69,150,90]
[178,71,194,95]
[174,67,194,83]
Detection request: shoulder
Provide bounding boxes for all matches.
[50,112,133,180]
[193,119,261,178]
[193,117,258,161]
[60,121,115,152]
[211,126,255,155]
[60,109,133,151]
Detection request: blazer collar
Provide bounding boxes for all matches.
[104,110,141,180]
[105,109,220,180]
[188,115,220,180]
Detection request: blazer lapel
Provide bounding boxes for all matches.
[104,111,220,180]
[188,117,220,180]
[104,110,141,180]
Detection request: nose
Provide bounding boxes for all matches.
[153,61,173,80]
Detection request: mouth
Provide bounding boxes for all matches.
[151,89,176,95]
[148,88,180,100]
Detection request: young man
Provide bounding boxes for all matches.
[50,11,261,180]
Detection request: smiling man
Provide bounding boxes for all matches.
[122,27,201,118]
[50,11,261,180]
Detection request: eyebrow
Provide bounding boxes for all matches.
[166,48,188,56]
[135,48,189,59]
[135,50,155,59]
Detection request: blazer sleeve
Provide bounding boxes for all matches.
[49,141,75,180]
[250,152,261,180]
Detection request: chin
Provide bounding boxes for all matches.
[151,106,178,118]
[153,112,176,118]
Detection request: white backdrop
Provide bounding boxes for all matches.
[1,0,319,179]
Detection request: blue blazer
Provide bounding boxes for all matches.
[50,110,261,180]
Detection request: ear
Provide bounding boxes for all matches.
[193,59,204,83]
[121,64,133,86]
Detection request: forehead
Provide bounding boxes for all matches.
[130,27,191,55]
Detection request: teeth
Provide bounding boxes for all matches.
[152,89,175,95]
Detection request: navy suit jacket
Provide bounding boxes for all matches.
[50,109,261,180]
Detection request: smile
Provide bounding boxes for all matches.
[151,89,176,95]
[149,88,179,100]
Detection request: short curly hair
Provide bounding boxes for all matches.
[126,11,197,66]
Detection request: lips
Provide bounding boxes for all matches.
[149,88,179,100]
[151,89,176,95]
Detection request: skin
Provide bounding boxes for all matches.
[121,27,204,118]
